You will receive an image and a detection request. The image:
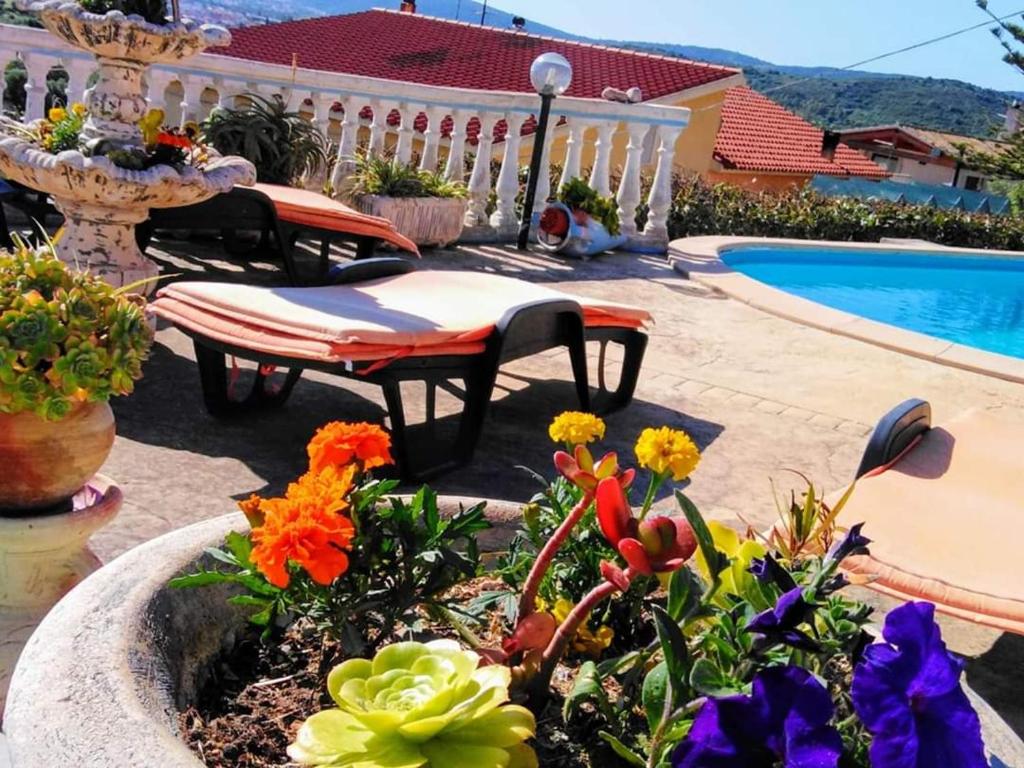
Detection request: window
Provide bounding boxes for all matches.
[871,153,899,173]
[963,175,983,191]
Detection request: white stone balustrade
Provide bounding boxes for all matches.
[0,21,691,250]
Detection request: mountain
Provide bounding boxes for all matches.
[5,0,1020,137]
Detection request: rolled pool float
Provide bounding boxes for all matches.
[536,202,628,258]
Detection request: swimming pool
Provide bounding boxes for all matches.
[722,246,1024,360]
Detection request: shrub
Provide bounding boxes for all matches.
[557,176,621,235]
[667,175,1024,250]
[202,94,329,186]
[340,153,467,200]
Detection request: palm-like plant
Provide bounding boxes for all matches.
[339,152,467,200]
[201,94,329,187]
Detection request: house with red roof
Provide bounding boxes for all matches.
[707,87,889,191]
[218,7,745,176]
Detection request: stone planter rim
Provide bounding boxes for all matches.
[5,497,1023,767]
[2,496,523,766]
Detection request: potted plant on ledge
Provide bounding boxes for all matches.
[340,153,468,248]
[0,238,152,650]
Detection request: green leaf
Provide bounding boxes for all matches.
[689,658,737,697]
[563,661,611,721]
[224,531,253,566]
[228,595,270,608]
[248,604,275,627]
[667,566,701,621]
[675,491,727,578]
[203,546,241,567]
[167,570,233,589]
[597,731,646,767]
[642,661,670,731]
[651,604,689,690]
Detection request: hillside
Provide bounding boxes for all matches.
[3,0,1020,138]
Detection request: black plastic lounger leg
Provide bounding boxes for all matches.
[194,341,233,417]
[590,330,648,414]
[856,398,932,478]
[381,381,413,475]
[355,237,378,260]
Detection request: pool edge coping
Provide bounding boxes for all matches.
[667,236,1024,386]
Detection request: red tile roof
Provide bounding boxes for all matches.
[222,9,739,100]
[713,87,888,179]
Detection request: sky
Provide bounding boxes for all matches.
[485,0,1024,92]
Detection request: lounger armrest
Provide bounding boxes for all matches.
[327,257,418,285]
[494,298,585,363]
[856,398,932,478]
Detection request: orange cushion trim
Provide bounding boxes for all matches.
[253,183,421,255]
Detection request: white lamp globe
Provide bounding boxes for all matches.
[530,52,573,96]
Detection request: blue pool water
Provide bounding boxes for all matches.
[722,246,1024,360]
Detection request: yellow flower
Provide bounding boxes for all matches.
[548,411,606,445]
[694,521,767,605]
[538,597,614,658]
[71,102,87,118]
[634,426,700,481]
[138,108,165,147]
[48,106,67,123]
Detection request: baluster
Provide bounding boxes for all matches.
[444,109,470,182]
[419,106,445,171]
[217,83,237,111]
[144,70,170,113]
[465,113,498,227]
[311,92,333,136]
[368,100,387,157]
[643,124,682,241]
[490,113,526,230]
[531,118,555,217]
[330,96,360,193]
[21,53,51,122]
[63,58,92,107]
[558,120,586,190]
[589,122,616,197]
[616,124,647,237]
[178,74,204,126]
[394,103,414,164]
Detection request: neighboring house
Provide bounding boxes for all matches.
[707,87,889,191]
[218,8,746,175]
[839,125,1006,191]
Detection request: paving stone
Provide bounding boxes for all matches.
[754,399,788,415]
[780,405,817,422]
[727,392,761,409]
[809,413,843,430]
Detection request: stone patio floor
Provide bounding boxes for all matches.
[28,234,1024,738]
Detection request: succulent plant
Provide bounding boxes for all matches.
[288,640,538,768]
[0,238,153,420]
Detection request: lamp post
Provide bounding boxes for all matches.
[517,52,573,250]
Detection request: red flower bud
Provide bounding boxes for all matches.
[638,516,679,557]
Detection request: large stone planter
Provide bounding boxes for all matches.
[2,497,522,764]
[5,500,1024,767]
[356,195,467,248]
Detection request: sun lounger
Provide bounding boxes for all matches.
[138,183,420,284]
[149,259,651,480]
[838,398,1024,634]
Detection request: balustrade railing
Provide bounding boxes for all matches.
[1,21,691,249]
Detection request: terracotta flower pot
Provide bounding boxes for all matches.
[0,402,116,512]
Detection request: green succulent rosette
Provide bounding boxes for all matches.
[0,240,153,419]
[288,640,538,768]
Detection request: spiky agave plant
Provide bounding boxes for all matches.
[201,93,329,187]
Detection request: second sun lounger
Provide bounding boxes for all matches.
[150,259,651,480]
[838,398,1024,635]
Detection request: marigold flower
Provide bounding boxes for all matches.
[635,426,701,481]
[287,463,357,516]
[71,102,87,117]
[48,106,67,123]
[307,421,393,473]
[250,496,355,589]
[548,411,606,445]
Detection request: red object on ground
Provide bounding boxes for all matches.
[539,207,570,238]
[713,87,889,179]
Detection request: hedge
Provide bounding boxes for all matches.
[666,176,1024,251]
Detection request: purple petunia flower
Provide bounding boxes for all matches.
[749,553,798,592]
[672,666,842,768]
[851,602,987,768]
[748,587,820,651]
[827,522,871,562]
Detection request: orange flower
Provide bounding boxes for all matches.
[250,494,355,589]
[286,463,357,516]
[307,421,394,473]
[238,493,265,528]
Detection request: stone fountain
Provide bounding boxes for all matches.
[0,0,256,291]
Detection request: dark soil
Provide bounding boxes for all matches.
[178,583,637,767]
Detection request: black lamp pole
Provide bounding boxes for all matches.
[517,92,554,250]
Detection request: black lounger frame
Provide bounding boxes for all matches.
[176,259,647,480]
[137,186,382,284]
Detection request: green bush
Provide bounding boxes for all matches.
[667,175,1024,251]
